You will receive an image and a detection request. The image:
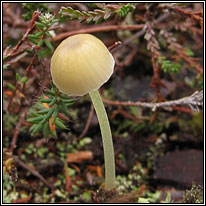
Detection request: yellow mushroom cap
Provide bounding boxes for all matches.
[50,34,115,96]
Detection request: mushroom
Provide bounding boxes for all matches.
[50,34,115,190]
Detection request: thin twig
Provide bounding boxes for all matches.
[4,52,28,67]
[111,26,147,53]
[77,104,94,139]
[102,90,203,112]
[9,107,27,153]
[13,156,55,191]
[7,11,40,57]
[108,41,122,51]
[111,12,170,53]
[53,24,145,41]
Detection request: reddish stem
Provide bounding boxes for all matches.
[53,24,145,41]
[9,107,27,153]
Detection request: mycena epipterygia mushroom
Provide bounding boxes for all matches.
[50,34,115,189]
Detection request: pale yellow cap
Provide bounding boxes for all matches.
[50,34,115,96]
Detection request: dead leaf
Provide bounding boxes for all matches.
[87,165,102,177]
[66,151,93,163]
[64,165,71,191]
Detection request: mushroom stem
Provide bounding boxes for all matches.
[89,89,115,190]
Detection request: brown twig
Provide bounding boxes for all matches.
[175,49,203,74]
[13,156,55,191]
[108,41,122,51]
[117,108,139,122]
[78,104,94,139]
[150,52,166,101]
[9,107,27,153]
[113,12,171,53]
[144,18,165,100]
[53,24,145,41]
[4,52,28,67]
[3,5,28,28]
[7,11,40,57]
[22,52,37,91]
[171,106,193,113]
[170,6,203,31]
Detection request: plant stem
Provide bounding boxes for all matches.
[89,89,115,190]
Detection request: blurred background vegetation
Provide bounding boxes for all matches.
[3,2,203,203]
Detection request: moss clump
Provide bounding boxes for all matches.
[182,183,203,203]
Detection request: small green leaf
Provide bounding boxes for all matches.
[16,73,20,81]
[44,39,53,51]
[41,107,55,124]
[51,106,59,124]
[86,16,94,24]
[29,124,37,133]
[59,102,72,118]
[35,21,45,29]
[36,31,44,37]
[31,123,44,134]
[45,89,56,96]
[43,122,50,138]
[55,118,67,129]
[27,115,45,123]
[65,102,75,107]
[28,34,41,39]
[27,36,38,45]
[3,56,7,61]
[51,19,59,24]
[82,11,90,17]
[50,129,57,138]
[37,48,52,60]
[48,97,57,107]
[95,16,103,24]
[38,39,44,48]
[45,31,51,37]
[62,98,76,104]
[38,108,52,114]
[20,76,28,83]
[185,48,194,57]
[59,93,71,99]
[40,98,52,103]
[117,3,135,17]
[7,83,15,90]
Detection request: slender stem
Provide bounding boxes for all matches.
[89,89,115,190]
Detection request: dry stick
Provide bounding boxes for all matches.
[22,53,37,91]
[77,104,94,139]
[7,52,37,113]
[102,90,203,112]
[9,107,27,153]
[167,6,203,31]
[111,12,171,53]
[7,11,40,57]
[13,156,55,191]
[176,49,203,74]
[53,24,145,41]
[4,52,28,67]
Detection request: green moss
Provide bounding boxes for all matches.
[182,183,203,203]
